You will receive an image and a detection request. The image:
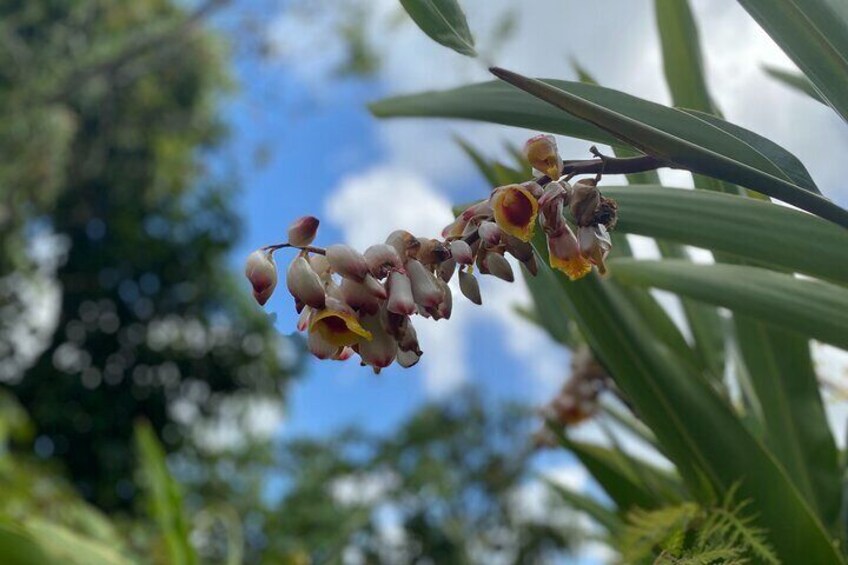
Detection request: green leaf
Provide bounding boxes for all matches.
[734,318,841,528]
[610,259,848,350]
[545,479,622,535]
[0,520,131,565]
[655,0,718,113]
[486,68,848,227]
[136,421,197,565]
[736,0,848,123]
[397,0,477,57]
[763,64,827,105]
[604,185,848,284]
[370,81,620,146]
[533,241,842,563]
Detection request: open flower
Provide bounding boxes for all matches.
[524,134,562,179]
[309,300,373,348]
[491,184,539,242]
[547,226,592,281]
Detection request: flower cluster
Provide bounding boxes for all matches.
[245,134,618,372]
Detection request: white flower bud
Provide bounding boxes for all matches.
[364,244,402,279]
[245,250,277,306]
[297,306,313,332]
[522,181,544,199]
[478,221,502,246]
[335,346,355,361]
[326,244,370,281]
[386,271,416,315]
[460,200,493,221]
[436,279,452,319]
[358,314,397,371]
[286,256,326,309]
[309,254,331,279]
[287,216,319,247]
[458,270,482,305]
[406,259,443,309]
[362,274,388,299]
[340,278,381,315]
[441,216,468,239]
[397,349,421,368]
[449,240,474,265]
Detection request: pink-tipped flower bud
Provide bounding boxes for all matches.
[578,225,612,275]
[522,181,545,199]
[524,134,563,179]
[326,244,370,281]
[477,221,502,246]
[441,216,469,239]
[385,230,421,259]
[286,256,326,309]
[358,314,398,371]
[547,225,592,281]
[570,179,601,227]
[461,200,493,222]
[287,216,319,247]
[309,254,331,279]
[406,259,444,309]
[483,252,515,282]
[458,270,482,305]
[449,240,474,265]
[490,184,539,242]
[397,349,421,368]
[245,249,277,306]
[297,306,313,332]
[364,244,403,279]
[335,346,355,361]
[438,258,456,283]
[362,274,388,299]
[386,271,416,315]
[340,278,382,315]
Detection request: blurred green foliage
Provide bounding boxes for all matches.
[0,0,297,510]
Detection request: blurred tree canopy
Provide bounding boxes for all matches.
[0,0,298,510]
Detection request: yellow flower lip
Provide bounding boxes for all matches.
[549,254,592,281]
[309,309,373,348]
[492,185,539,242]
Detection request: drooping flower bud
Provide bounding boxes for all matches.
[578,225,612,275]
[538,182,569,236]
[386,271,416,315]
[362,274,388,299]
[286,256,326,309]
[522,180,545,199]
[340,278,382,315]
[245,250,277,306]
[461,200,493,222]
[504,235,533,263]
[441,216,469,239]
[458,270,482,305]
[449,240,474,265]
[483,252,515,282]
[435,279,452,319]
[397,349,421,368]
[490,184,539,242]
[326,244,370,281]
[358,314,397,372]
[438,257,456,283]
[309,298,372,348]
[406,259,444,309]
[309,254,331,279]
[570,179,601,227]
[477,221,502,246]
[287,216,319,247]
[335,346,355,361]
[524,134,562,179]
[297,306,313,332]
[547,226,592,281]
[396,318,421,355]
[385,230,420,260]
[364,244,403,280]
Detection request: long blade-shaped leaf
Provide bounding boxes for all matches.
[764,64,827,105]
[532,247,841,562]
[655,0,718,113]
[398,0,477,57]
[604,186,848,284]
[486,68,848,227]
[611,259,848,350]
[737,0,848,123]
[545,479,622,535]
[734,317,841,528]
